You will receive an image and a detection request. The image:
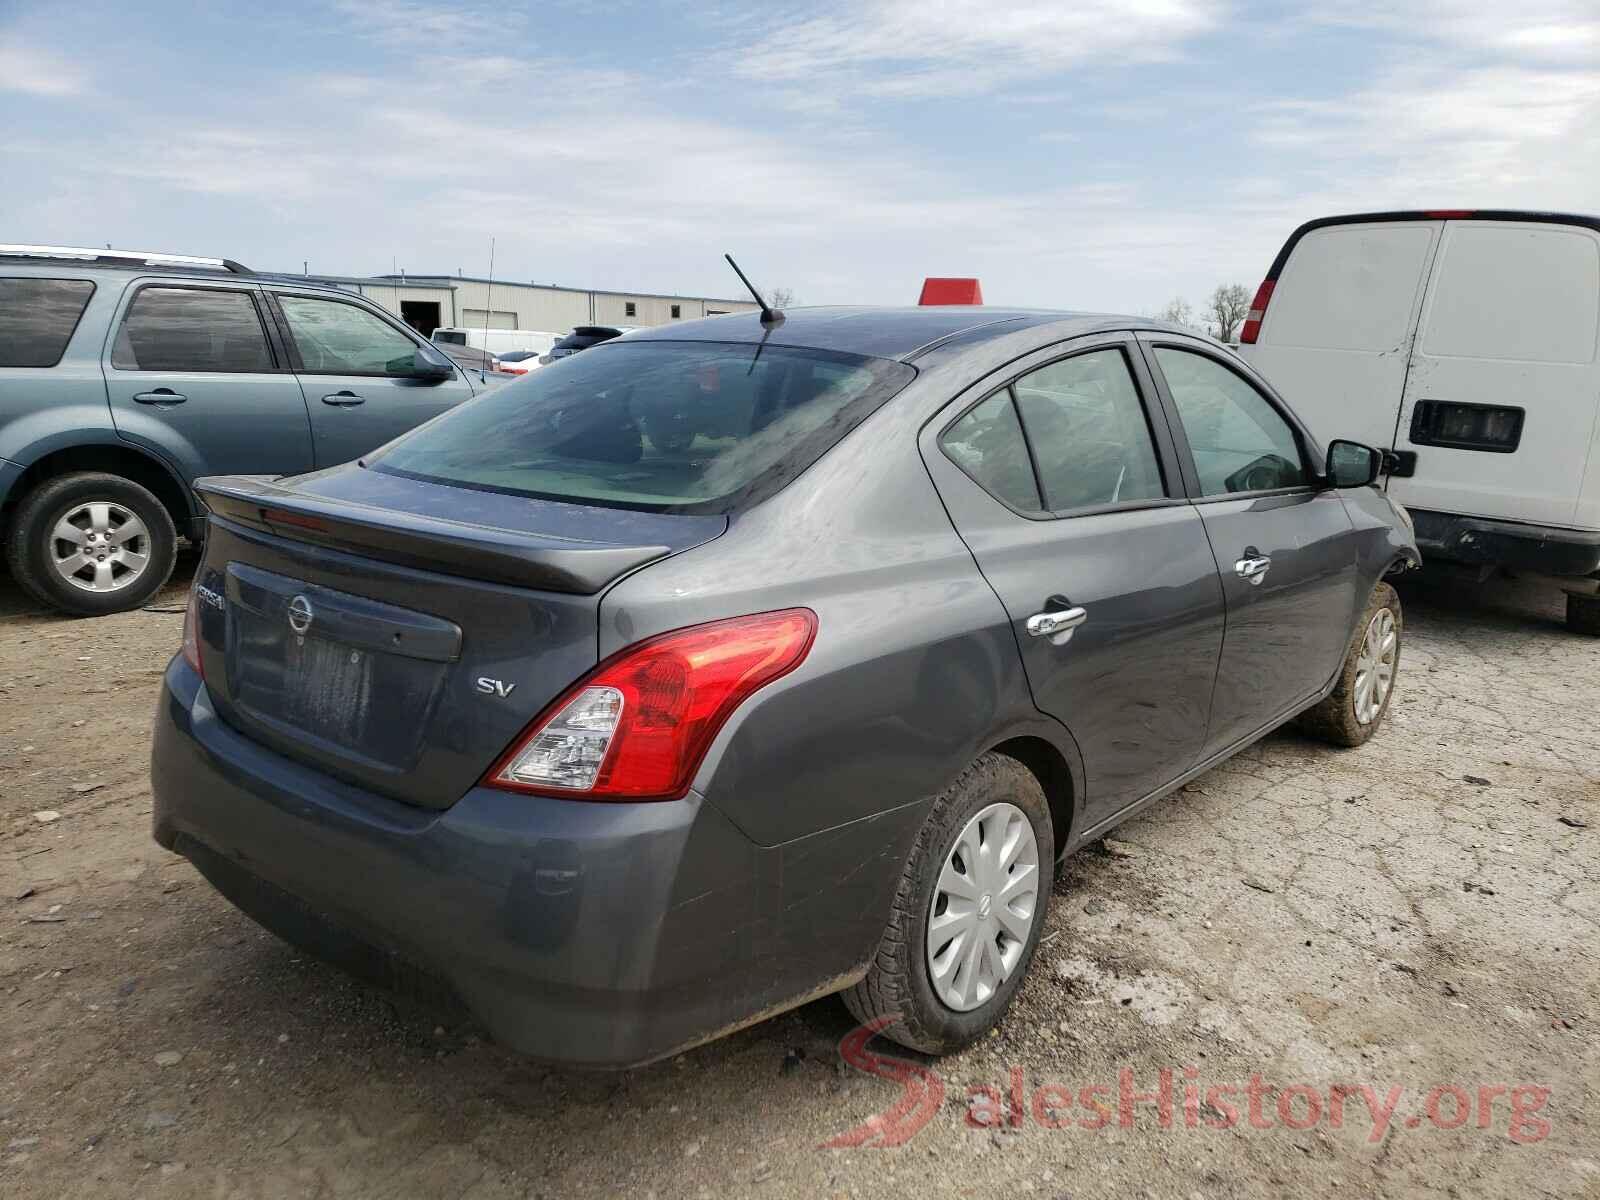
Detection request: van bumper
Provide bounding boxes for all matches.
[149,656,817,1068]
[1410,510,1600,578]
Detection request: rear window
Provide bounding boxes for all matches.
[432,330,467,346]
[0,278,96,367]
[369,340,916,514]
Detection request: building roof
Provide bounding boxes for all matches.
[369,273,754,305]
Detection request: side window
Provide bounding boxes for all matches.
[942,391,1042,513]
[0,278,96,367]
[1154,348,1307,496]
[111,287,274,373]
[1012,349,1165,510]
[276,295,420,375]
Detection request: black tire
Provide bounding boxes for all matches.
[1567,592,1600,636]
[5,472,178,617]
[842,752,1054,1055]
[1295,581,1402,747]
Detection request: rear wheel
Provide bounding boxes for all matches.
[5,472,177,616]
[842,753,1054,1054]
[1567,592,1600,636]
[1296,582,1402,747]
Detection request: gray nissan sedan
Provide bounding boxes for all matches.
[150,306,1418,1066]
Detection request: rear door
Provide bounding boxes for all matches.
[1240,219,1441,454]
[266,289,475,467]
[1141,337,1362,755]
[922,336,1225,826]
[1393,219,1600,527]
[103,280,315,481]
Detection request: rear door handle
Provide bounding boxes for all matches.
[1026,606,1088,644]
[1234,552,1272,585]
[321,391,365,406]
[133,389,186,405]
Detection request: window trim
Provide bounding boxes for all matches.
[0,276,97,369]
[935,337,1186,522]
[107,281,284,375]
[265,289,447,380]
[1135,333,1323,503]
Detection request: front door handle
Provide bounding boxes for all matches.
[321,391,366,406]
[1234,551,1272,585]
[133,389,186,405]
[1026,606,1088,645]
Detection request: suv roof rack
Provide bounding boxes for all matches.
[0,244,251,274]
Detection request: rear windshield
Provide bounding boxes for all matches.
[432,330,466,345]
[368,340,916,514]
[0,278,96,367]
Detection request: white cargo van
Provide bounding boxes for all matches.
[431,327,559,358]
[1240,210,1600,633]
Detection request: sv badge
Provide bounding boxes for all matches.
[476,677,517,698]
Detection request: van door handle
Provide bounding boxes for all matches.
[1234,552,1272,585]
[133,389,186,405]
[321,391,365,406]
[1026,606,1088,644]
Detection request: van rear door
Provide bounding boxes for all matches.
[1392,219,1600,528]
[1241,220,1442,454]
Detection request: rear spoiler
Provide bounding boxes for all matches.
[194,475,671,595]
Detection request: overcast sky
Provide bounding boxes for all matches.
[2,0,1597,312]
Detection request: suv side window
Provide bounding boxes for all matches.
[1154,348,1307,495]
[276,295,420,376]
[0,278,97,367]
[942,390,1042,512]
[111,286,275,373]
[1012,349,1165,510]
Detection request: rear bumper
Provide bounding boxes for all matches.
[1409,509,1600,578]
[151,656,851,1068]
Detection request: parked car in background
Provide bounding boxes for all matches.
[432,327,559,359]
[433,342,502,377]
[1239,209,1600,633]
[493,349,543,376]
[541,324,633,364]
[152,306,1416,1067]
[0,245,485,616]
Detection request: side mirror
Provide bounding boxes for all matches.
[389,346,456,382]
[1325,439,1381,488]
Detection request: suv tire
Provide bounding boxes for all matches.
[1567,592,1600,636]
[842,752,1054,1055]
[1296,582,1402,747]
[6,472,178,617]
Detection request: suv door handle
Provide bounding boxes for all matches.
[1234,551,1272,585]
[321,391,366,406]
[133,389,186,405]
[1026,606,1088,642]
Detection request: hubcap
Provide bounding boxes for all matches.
[48,500,152,594]
[1353,607,1398,725]
[926,801,1040,1012]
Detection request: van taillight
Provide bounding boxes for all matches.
[181,585,203,677]
[1239,278,1276,344]
[485,609,817,801]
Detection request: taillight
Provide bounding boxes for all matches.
[486,609,817,801]
[181,585,203,677]
[1239,278,1276,344]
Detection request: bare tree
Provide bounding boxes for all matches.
[766,285,796,309]
[1207,283,1252,344]
[1155,297,1194,329]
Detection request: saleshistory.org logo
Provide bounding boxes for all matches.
[821,1018,1554,1148]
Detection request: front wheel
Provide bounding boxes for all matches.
[842,752,1054,1054]
[5,472,178,616]
[1296,582,1402,747]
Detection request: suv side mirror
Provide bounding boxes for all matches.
[389,346,456,383]
[1325,439,1381,488]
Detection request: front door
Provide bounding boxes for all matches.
[267,290,475,468]
[1392,219,1600,527]
[922,337,1226,826]
[1141,338,1362,755]
[103,280,315,483]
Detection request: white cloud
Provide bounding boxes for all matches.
[0,37,88,96]
[329,0,512,48]
[736,0,1224,97]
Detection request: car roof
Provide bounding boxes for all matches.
[624,306,1187,362]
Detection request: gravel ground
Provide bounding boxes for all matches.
[1,556,1596,1199]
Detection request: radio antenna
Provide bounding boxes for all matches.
[724,253,783,326]
[479,237,495,383]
